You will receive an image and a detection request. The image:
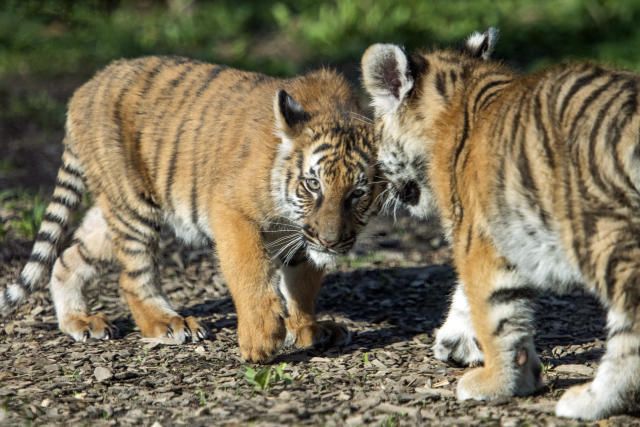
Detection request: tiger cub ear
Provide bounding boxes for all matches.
[465,27,499,60]
[274,89,310,137]
[361,43,414,116]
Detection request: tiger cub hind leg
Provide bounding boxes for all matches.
[107,204,207,344]
[278,262,351,350]
[50,206,118,341]
[556,311,640,419]
[433,282,484,365]
[455,237,542,400]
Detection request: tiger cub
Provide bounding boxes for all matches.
[1,56,379,362]
[362,29,640,419]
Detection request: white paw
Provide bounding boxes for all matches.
[433,282,484,365]
[555,383,605,420]
[433,327,484,365]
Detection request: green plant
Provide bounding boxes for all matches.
[362,352,369,364]
[244,363,292,391]
[195,389,206,405]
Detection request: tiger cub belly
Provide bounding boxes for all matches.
[494,218,583,291]
[163,210,212,247]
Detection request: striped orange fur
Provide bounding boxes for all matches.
[363,29,640,419]
[2,56,379,362]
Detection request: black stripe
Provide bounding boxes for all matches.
[587,90,623,194]
[43,212,66,226]
[51,195,76,208]
[110,208,154,240]
[492,317,531,336]
[125,265,153,278]
[488,287,537,305]
[151,65,195,182]
[568,75,621,138]
[559,68,604,121]
[313,143,333,154]
[533,92,555,170]
[55,179,83,194]
[77,243,95,265]
[603,241,635,299]
[28,251,56,265]
[36,231,59,245]
[61,163,83,179]
[120,247,147,256]
[117,230,149,246]
[472,79,511,114]
[435,71,447,100]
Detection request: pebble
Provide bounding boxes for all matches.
[94,366,114,382]
[553,364,594,376]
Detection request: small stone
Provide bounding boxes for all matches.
[429,236,443,248]
[94,366,113,382]
[194,345,206,355]
[553,364,594,376]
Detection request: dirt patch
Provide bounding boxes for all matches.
[1,213,638,426]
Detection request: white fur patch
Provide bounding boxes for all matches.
[466,28,499,60]
[7,283,26,303]
[21,262,46,288]
[433,282,484,364]
[492,217,583,291]
[362,43,414,115]
[306,248,337,269]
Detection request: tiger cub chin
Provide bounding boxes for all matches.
[362,29,640,419]
[2,56,380,362]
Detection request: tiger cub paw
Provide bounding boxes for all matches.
[141,314,208,344]
[433,324,483,366]
[292,320,352,349]
[61,312,118,342]
[555,382,627,420]
[457,367,513,401]
[457,347,542,400]
[238,310,286,363]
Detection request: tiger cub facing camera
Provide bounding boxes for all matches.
[362,29,640,419]
[1,56,379,362]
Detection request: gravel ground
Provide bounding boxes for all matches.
[1,211,639,426]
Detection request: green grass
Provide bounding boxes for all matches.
[0,189,47,241]
[3,0,640,81]
[243,363,293,391]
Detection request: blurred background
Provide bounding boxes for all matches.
[2,0,640,243]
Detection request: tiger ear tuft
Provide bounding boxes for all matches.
[274,89,310,137]
[361,43,414,116]
[465,27,499,60]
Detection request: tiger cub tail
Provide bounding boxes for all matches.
[1,147,85,314]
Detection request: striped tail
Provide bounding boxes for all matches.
[1,148,85,314]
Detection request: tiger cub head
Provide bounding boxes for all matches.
[361,28,498,219]
[271,82,379,268]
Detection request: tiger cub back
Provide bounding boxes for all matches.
[3,56,379,363]
[362,29,640,419]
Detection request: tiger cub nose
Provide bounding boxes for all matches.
[318,236,338,248]
[399,180,420,205]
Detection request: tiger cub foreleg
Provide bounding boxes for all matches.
[210,204,286,362]
[108,205,206,343]
[278,262,350,349]
[50,206,117,341]
[433,281,484,365]
[455,236,542,400]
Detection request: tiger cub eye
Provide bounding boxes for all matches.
[305,178,321,192]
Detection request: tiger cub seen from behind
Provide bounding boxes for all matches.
[2,57,379,362]
[362,29,640,419]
